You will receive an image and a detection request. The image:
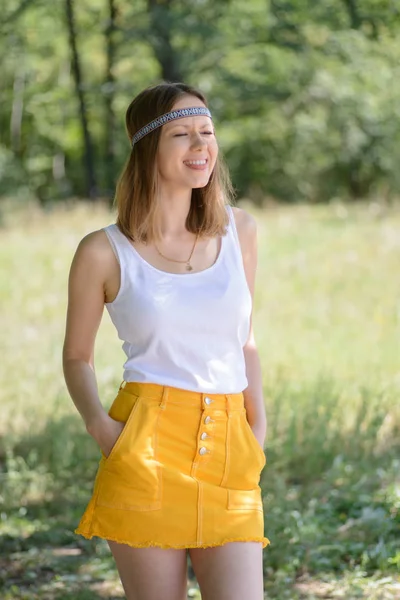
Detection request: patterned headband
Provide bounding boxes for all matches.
[131,106,213,148]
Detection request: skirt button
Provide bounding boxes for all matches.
[204,397,213,405]
[204,415,212,424]
[199,447,208,455]
[200,432,208,440]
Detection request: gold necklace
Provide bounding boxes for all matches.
[154,232,200,271]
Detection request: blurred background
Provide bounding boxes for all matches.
[0,1,399,599]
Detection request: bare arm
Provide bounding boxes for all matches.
[234,207,268,448]
[62,230,123,456]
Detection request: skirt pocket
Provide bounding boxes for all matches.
[241,410,267,469]
[220,409,266,491]
[96,390,162,511]
[101,392,142,462]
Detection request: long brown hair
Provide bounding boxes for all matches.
[114,81,235,242]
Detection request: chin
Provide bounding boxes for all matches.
[192,181,210,189]
[186,173,212,187]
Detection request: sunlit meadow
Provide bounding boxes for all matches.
[0,199,399,599]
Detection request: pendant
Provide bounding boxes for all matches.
[186,263,193,271]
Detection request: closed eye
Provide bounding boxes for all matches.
[174,132,214,137]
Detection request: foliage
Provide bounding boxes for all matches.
[1,0,400,204]
[0,201,399,597]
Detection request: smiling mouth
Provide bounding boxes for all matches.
[183,159,208,170]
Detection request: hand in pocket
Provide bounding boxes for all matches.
[90,415,126,458]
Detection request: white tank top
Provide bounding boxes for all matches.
[103,204,252,393]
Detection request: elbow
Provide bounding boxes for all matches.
[62,344,94,373]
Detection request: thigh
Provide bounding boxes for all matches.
[189,541,264,600]
[108,540,188,600]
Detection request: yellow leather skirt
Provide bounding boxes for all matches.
[75,381,270,550]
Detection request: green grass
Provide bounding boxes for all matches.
[0,198,399,599]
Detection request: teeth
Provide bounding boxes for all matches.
[184,160,207,165]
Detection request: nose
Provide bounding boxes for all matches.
[190,131,207,149]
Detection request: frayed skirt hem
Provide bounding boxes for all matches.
[75,528,271,550]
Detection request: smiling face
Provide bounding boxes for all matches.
[156,95,219,190]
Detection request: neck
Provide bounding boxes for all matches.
[156,189,193,239]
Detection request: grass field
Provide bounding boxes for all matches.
[0,199,399,599]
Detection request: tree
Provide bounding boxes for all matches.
[65,0,97,199]
[103,0,118,195]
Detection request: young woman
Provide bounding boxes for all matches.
[63,81,269,600]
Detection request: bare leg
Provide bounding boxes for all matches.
[108,540,188,600]
[189,541,264,600]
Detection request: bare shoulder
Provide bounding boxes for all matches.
[231,206,257,249]
[71,227,117,277]
[77,227,111,252]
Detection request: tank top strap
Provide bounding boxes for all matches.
[225,205,247,277]
[102,223,134,266]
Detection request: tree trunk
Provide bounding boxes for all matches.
[342,0,362,30]
[65,0,97,199]
[147,0,183,82]
[10,67,25,156]
[104,0,117,198]
[53,60,72,197]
